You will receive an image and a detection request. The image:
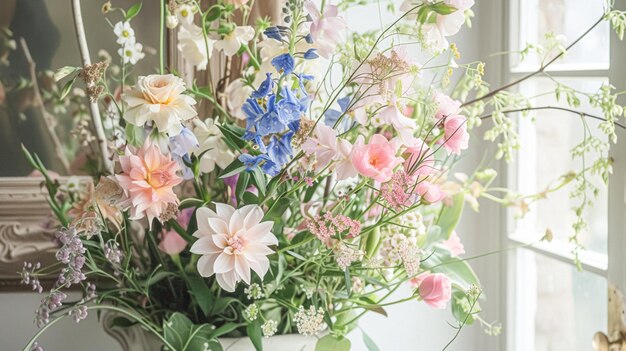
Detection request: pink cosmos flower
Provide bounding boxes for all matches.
[190,203,278,292]
[351,134,404,183]
[304,1,348,58]
[159,208,193,255]
[434,92,461,121]
[301,124,358,180]
[416,181,445,203]
[443,231,465,257]
[301,124,339,172]
[410,273,452,309]
[440,115,469,155]
[115,142,182,226]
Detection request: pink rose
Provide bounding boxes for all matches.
[416,182,444,203]
[443,231,465,257]
[412,273,452,309]
[434,92,461,121]
[440,115,469,155]
[350,134,404,182]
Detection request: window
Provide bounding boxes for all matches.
[498,1,626,350]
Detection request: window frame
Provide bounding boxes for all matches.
[475,0,626,349]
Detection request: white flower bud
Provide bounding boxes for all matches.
[166,15,179,29]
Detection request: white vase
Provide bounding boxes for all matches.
[102,313,319,351]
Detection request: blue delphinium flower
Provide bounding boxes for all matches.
[238,52,315,177]
[324,96,352,133]
[169,126,199,179]
[271,53,295,75]
[238,154,280,176]
[267,131,294,168]
[303,48,318,60]
[264,27,284,41]
[251,73,275,99]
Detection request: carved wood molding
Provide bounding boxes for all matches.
[0,177,88,290]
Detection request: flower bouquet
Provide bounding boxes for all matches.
[17,0,626,350]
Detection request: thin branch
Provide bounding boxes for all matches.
[19,38,70,173]
[462,16,605,108]
[71,0,113,173]
[479,105,626,130]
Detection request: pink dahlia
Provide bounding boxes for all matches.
[115,142,182,226]
[190,203,278,292]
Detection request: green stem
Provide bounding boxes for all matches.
[22,305,174,351]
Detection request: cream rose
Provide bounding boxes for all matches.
[122,74,197,136]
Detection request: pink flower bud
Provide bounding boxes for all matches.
[158,231,187,256]
[416,182,445,203]
[412,273,452,309]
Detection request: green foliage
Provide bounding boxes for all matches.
[125,3,142,21]
[316,335,351,351]
[163,313,220,351]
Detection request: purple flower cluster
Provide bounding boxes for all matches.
[35,291,67,327]
[20,261,43,293]
[55,227,87,288]
[69,302,89,323]
[104,240,124,266]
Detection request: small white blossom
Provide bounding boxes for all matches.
[262,320,278,337]
[214,26,254,56]
[244,283,265,300]
[244,304,259,321]
[118,39,145,65]
[294,306,325,336]
[176,4,195,26]
[166,15,179,29]
[113,21,135,45]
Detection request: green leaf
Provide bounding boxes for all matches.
[125,123,143,147]
[217,123,247,150]
[59,76,77,100]
[236,171,251,204]
[430,3,457,15]
[251,167,267,195]
[54,66,79,82]
[108,316,136,329]
[451,289,476,325]
[187,275,213,317]
[344,269,352,296]
[315,335,351,351]
[423,249,480,291]
[209,322,243,339]
[125,2,143,21]
[264,198,292,221]
[242,191,259,205]
[246,319,263,351]
[219,159,246,178]
[163,312,216,351]
[437,193,464,239]
[361,330,380,351]
[179,198,205,210]
[204,5,222,22]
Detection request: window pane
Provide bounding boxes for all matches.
[511,78,608,256]
[513,0,609,71]
[513,249,607,351]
